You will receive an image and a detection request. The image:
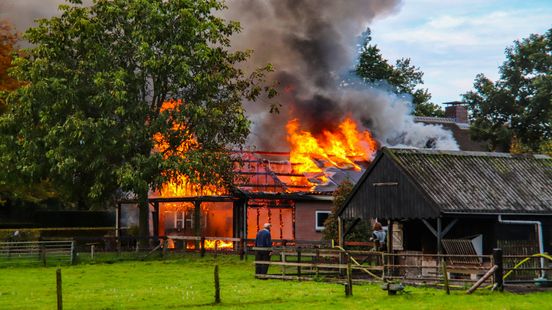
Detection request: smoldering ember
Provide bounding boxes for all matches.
[0,0,551,308]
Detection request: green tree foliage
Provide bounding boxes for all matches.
[0,0,272,234]
[0,21,57,206]
[0,20,21,113]
[355,29,444,117]
[323,179,371,242]
[463,28,552,152]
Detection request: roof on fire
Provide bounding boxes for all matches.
[234,151,366,194]
[338,147,552,219]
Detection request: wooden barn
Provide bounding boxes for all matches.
[337,148,552,257]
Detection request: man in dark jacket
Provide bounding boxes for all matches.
[255,223,272,275]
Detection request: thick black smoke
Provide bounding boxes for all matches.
[225,0,459,151]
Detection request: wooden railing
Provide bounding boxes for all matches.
[0,240,75,266]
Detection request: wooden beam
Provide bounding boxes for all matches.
[422,219,437,237]
[343,218,361,237]
[338,216,344,248]
[466,265,498,294]
[441,219,458,238]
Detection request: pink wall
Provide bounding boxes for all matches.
[295,201,333,241]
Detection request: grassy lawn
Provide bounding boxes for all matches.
[0,254,551,309]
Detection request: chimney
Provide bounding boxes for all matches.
[443,101,468,124]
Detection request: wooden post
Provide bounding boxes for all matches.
[70,241,76,265]
[162,238,168,258]
[40,243,47,266]
[346,257,353,296]
[297,247,302,279]
[437,217,442,255]
[493,248,504,292]
[214,264,221,304]
[281,252,286,277]
[387,220,394,276]
[194,201,201,250]
[466,265,498,294]
[56,268,62,310]
[152,201,160,245]
[91,244,95,260]
[441,258,450,295]
[315,248,320,278]
[214,241,219,259]
[200,237,206,258]
[337,216,344,248]
[239,238,245,261]
[116,203,121,254]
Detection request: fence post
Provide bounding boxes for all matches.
[40,242,47,266]
[281,251,286,277]
[493,248,504,292]
[214,241,219,259]
[70,241,76,265]
[239,238,245,261]
[214,264,221,304]
[315,248,320,278]
[162,238,168,258]
[200,237,206,258]
[297,247,302,279]
[56,268,63,310]
[441,258,450,295]
[346,256,353,297]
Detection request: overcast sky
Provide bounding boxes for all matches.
[369,0,552,105]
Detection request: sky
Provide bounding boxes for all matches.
[369,0,552,105]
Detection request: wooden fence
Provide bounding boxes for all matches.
[253,247,511,289]
[0,240,75,266]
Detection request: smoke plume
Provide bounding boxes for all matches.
[1,0,459,151]
[224,0,459,151]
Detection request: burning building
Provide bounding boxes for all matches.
[120,114,378,246]
[119,1,465,247]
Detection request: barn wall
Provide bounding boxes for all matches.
[295,201,333,241]
[343,154,439,220]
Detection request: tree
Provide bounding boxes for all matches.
[355,29,444,117]
[0,20,54,206]
[463,28,552,152]
[0,20,20,114]
[323,179,371,243]
[0,0,272,240]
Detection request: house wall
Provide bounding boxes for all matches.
[295,201,333,241]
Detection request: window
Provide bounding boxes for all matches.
[315,211,331,231]
[175,211,194,229]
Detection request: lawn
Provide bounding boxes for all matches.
[0,254,551,309]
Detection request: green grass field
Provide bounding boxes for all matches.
[0,254,551,309]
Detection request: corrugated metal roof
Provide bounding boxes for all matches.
[388,148,552,214]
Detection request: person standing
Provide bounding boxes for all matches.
[255,223,272,275]
[370,222,387,251]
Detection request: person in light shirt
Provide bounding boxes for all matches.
[371,222,386,251]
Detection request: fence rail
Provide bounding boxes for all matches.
[0,240,75,266]
[252,246,503,289]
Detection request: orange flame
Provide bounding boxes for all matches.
[204,240,234,250]
[286,116,377,183]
